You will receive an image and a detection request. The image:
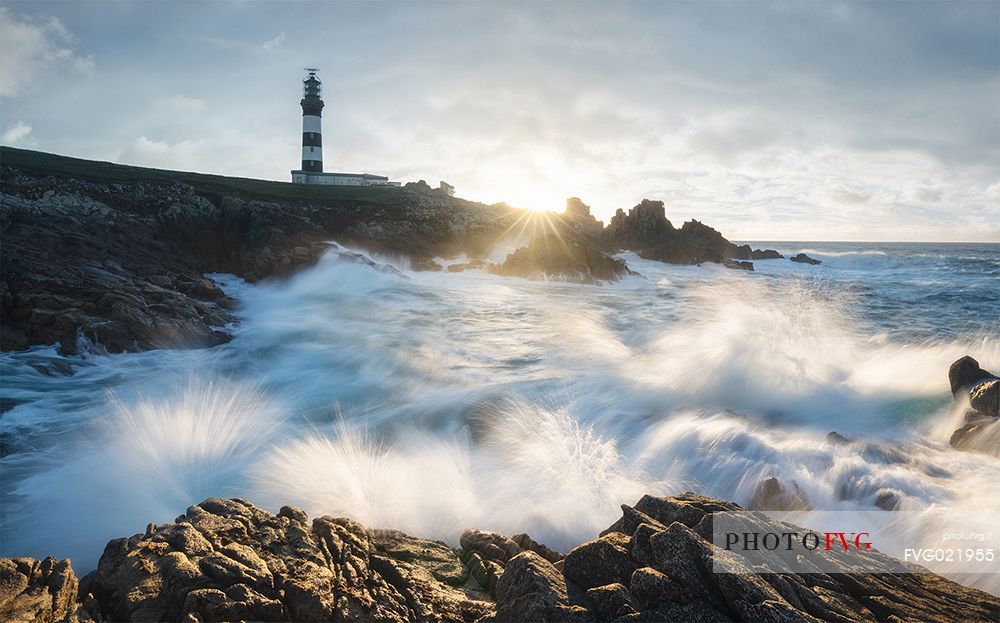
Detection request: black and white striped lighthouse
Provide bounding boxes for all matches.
[300,68,324,173]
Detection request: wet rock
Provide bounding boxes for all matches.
[747,477,811,511]
[950,419,1000,457]
[874,490,901,511]
[790,253,821,265]
[826,431,853,445]
[724,260,754,271]
[949,356,995,397]
[970,379,1000,417]
[947,357,999,454]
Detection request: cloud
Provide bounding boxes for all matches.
[118,136,207,171]
[0,8,94,98]
[1,121,33,145]
[257,31,286,56]
[3,1,996,241]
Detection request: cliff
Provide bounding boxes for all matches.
[1,148,780,355]
[2,494,996,622]
[0,148,521,353]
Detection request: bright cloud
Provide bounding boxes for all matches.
[0,8,93,98]
[1,120,33,145]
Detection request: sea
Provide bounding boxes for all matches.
[1,241,998,591]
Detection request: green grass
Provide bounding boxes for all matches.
[0,146,409,207]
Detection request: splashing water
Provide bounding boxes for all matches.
[1,241,998,594]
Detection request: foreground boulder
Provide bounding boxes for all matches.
[4,494,998,622]
[948,356,999,455]
[85,499,492,622]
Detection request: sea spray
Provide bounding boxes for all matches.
[1,242,998,595]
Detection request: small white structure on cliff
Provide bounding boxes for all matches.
[290,69,400,187]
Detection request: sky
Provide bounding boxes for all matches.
[1,1,998,241]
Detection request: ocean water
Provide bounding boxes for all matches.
[1,241,998,592]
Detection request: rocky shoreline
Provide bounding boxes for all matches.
[3,493,997,623]
[1,148,794,356]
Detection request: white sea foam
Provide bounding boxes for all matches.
[1,242,998,594]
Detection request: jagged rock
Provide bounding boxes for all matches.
[511,534,564,564]
[724,260,754,271]
[970,380,1000,417]
[562,197,604,236]
[605,199,673,247]
[9,493,1000,622]
[493,234,633,283]
[0,557,79,623]
[563,532,636,590]
[490,551,585,623]
[789,253,821,265]
[585,582,637,619]
[599,494,999,623]
[87,498,491,622]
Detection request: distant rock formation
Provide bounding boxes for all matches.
[731,244,783,260]
[790,253,822,265]
[5,494,996,622]
[600,199,779,265]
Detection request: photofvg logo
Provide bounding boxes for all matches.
[710,510,999,577]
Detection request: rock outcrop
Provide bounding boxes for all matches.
[493,234,633,284]
[84,498,492,623]
[729,244,783,261]
[602,201,733,264]
[4,493,998,622]
[600,200,780,266]
[1,148,521,354]
[0,557,81,623]
[948,356,1000,455]
[562,197,604,236]
[790,253,822,265]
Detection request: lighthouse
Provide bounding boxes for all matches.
[291,69,401,187]
[300,68,324,173]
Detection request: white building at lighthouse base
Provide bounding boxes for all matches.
[291,170,401,186]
